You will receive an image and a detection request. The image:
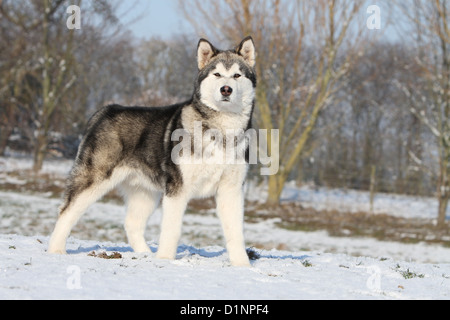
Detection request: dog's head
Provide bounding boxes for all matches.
[194,37,256,114]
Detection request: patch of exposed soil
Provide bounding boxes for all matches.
[88,251,123,259]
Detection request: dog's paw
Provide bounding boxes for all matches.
[47,248,67,254]
[230,257,251,267]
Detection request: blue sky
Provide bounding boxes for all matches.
[118,0,192,39]
[118,0,401,42]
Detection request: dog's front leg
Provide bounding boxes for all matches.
[156,194,188,260]
[216,183,251,267]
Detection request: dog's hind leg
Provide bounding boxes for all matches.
[122,183,162,253]
[48,167,129,254]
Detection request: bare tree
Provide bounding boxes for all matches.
[179,0,365,204]
[133,35,197,106]
[395,0,450,226]
[0,0,79,170]
[0,0,128,170]
[0,6,21,155]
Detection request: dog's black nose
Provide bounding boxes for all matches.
[220,86,233,97]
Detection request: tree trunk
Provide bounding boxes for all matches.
[369,165,377,213]
[32,131,48,173]
[437,167,449,227]
[438,194,449,227]
[266,174,284,206]
[0,126,13,156]
[33,0,51,173]
[0,103,16,156]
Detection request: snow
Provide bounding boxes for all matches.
[249,180,450,220]
[1,156,450,300]
[0,234,449,300]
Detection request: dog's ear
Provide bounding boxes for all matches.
[197,39,218,70]
[236,36,256,68]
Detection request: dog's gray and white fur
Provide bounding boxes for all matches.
[48,37,256,266]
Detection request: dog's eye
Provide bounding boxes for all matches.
[234,74,242,79]
[214,73,221,78]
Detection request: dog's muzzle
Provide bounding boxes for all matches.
[220,86,233,97]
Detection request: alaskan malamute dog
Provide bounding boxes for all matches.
[48,37,256,266]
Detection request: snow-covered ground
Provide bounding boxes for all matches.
[1,234,449,300]
[1,156,450,299]
[1,190,450,264]
[248,180,450,220]
[2,156,448,220]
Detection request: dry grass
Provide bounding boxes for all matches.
[2,168,449,247]
[245,202,450,247]
[188,198,450,247]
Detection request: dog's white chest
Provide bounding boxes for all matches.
[181,162,224,198]
[180,131,248,198]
